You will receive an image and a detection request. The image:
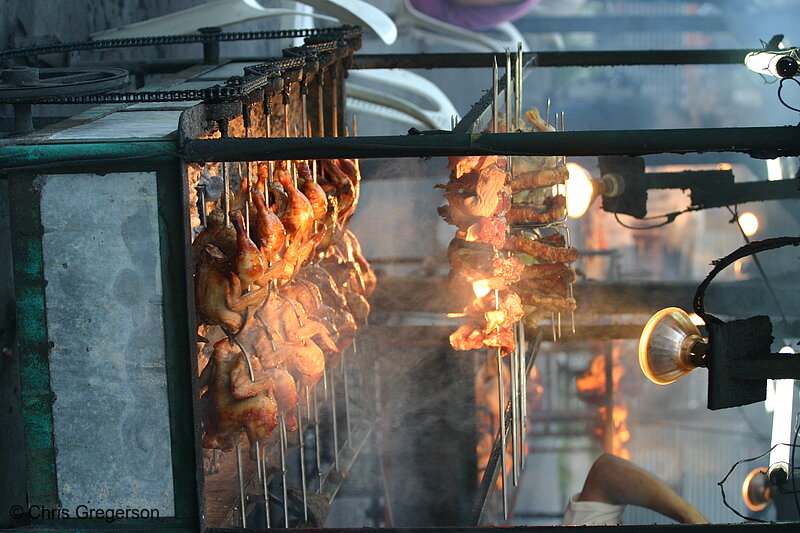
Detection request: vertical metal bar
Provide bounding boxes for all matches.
[565,227,575,334]
[510,329,519,486]
[331,63,339,138]
[545,98,551,127]
[236,440,247,528]
[259,441,271,528]
[297,403,308,522]
[518,321,527,471]
[496,348,507,520]
[283,83,291,140]
[343,341,353,449]
[492,58,498,133]
[313,387,323,491]
[317,68,325,137]
[279,414,289,527]
[330,363,340,471]
[516,42,523,129]
[505,49,512,134]
[219,120,230,227]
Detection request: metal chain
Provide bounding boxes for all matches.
[0,25,360,60]
[0,26,361,105]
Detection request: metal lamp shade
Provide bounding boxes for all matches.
[742,467,772,512]
[638,307,705,385]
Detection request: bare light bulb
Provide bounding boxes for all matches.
[565,162,595,218]
[738,212,759,237]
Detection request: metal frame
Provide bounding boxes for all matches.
[3,39,800,531]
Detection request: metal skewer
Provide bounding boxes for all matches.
[219,119,231,228]
[296,402,308,522]
[343,341,354,449]
[236,439,247,527]
[257,441,271,528]
[505,49,512,134]
[279,413,289,527]
[516,42,523,129]
[496,346,507,520]
[330,362,340,472]
[491,55,507,518]
[492,58,498,132]
[504,48,520,487]
[546,98,551,128]
[313,386,323,491]
[518,321,527,471]
[331,63,339,138]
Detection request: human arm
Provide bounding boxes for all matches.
[577,453,710,524]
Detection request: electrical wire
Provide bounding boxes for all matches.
[778,77,800,113]
[612,210,685,230]
[717,442,794,523]
[726,205,790,329]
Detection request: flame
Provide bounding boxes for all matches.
[446,312,466,318]
[576,341,631,460]
[575,352,624,395]
[598,404,631,460]
[472,279,492,299]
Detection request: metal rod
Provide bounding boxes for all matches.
[317,67,325,137]
[505,48,512,134]
[330,362,340,471]
[219,120,231,227]
[515,43,522,129]
[349,49,753,70]
[518,321,527,471]
[259,441,271,528]
[510,323,519,486]
[279,414,289,527]
[331,63,339,137]
[343,344,353,449]
[492,58,498,133]
[313,387,323,491]
[545,98,550,127]
[297,403,308,522]
[181,126,800,162]
[496,348,507,520]
[236,439,247,528]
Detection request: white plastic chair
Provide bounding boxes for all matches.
[345,68,460,130]
[91,0,398,45]
[394,0,530,52]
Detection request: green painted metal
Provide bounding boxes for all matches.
[0,140,178,173]
[155,165,202,528]
[8,174,58,509]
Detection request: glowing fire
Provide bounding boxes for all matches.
[472,279,492,299]
[575,341,631,460]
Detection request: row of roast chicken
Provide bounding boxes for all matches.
[191,158,374,458]
[439,108,580,356]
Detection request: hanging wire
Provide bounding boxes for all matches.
[612,210,684,230]
[777,77,800,113]
[717,441,798,522]
[726,205,791,328]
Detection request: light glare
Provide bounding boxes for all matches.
[738,212,759,237]
[565,163,594,218]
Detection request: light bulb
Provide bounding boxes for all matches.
[737,212,759,237]
[565,163,595,218]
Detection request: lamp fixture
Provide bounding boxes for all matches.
[741,467,772,512]
[638,307,708,385]
[745,49,799,79]
[637,237,800,409]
